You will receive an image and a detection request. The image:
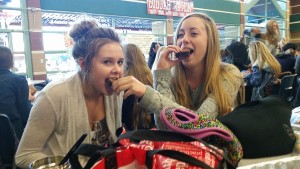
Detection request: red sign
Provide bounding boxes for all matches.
[147,0,193,17]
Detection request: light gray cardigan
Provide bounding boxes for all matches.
[15,73,123,168]
[139,64,242,129]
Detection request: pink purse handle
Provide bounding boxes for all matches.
[160,107,233,141]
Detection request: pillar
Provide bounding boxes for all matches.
[26,0,46,80]
[290,0,300,43]
[166,16,174,45]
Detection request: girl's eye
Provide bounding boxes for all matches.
[177,33,184,39]
[104,60,113,65]
[191,32,198,36]
[118,60,124,65]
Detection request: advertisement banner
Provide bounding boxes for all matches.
[147,0,193,17]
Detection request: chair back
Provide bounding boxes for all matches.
[0,113,18,169]
[278,74,297,101]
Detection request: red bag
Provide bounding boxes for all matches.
[160,107,243,166]
[70,130,233,169]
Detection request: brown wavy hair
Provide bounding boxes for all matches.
[123,43,153,129]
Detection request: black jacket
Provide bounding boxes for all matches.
[122,95,155,131]
[275,53,296,74]
[0,68,31,139]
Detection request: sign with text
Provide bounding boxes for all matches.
[147,0,193,17]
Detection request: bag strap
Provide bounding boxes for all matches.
[119,130,201,142]
[69,144,117,169]
[118,130,235,168]
[146,149,213,169]
[84,149,117,169]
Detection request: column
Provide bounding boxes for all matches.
[26,0,46,80]
[240,0,245,43]
[166,16,174,45]
[290,0,300,43]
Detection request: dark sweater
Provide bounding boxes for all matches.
[276,53,296,74]
[122,95,155,131]
[0,68,31,139]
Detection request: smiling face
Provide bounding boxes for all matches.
[176,16,208,68]
[88,42,124,95]
[266,20,279,34]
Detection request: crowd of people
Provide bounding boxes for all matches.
[1,12,300,168]
[221,19,300,102]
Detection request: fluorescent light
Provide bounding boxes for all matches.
[121,0,146,3]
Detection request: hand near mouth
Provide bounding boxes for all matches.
[106,77,118,89]
[156,45,182,70]
[175,49,193,59]
[112,76,147,99]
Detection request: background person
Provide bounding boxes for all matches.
[225,40,250,71]
[113,13,244,129]
[147,42,162,69]
[15,20,124,168]
[122,43,155,130]
[275,43,297,74]
[0,45,31,140]
[244,20,281,56]
[244,41,281,100]
[295,47,300,76]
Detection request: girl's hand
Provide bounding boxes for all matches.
[156,45,182,70]
[113,76,147,99]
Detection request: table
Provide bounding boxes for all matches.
[238,154,300,169]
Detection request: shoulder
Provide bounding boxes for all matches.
[6,74,28,88]
[221,63,241,75]
[220,63,243,88]
[42,73,80,98]
[8,74,27,83]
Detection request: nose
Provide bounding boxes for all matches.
[112,63,123,75]
[181,34,190,44]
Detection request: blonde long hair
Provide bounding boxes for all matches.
[248,41,281,74]
[172,13,242,116]
[264,20,280,46]
[123,43,153,129]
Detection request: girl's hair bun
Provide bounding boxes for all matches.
[69,20,98,42]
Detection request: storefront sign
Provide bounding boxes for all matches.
[147,0,193,17]
[115,18,152,31]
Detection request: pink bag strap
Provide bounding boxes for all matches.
[160,107,233,141]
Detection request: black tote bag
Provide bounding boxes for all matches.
[217,95,296,158]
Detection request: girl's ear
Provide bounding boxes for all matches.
[78,57,85,70]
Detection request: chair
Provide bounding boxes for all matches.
[275,71,292,79]
[0,114,19,169]
[293,77,300,107]
[277,74,297,101]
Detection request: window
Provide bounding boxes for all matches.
[13,53,26,73]
[0,0,20,8]
[45,53,76,72]
[173,19,240,49]
[245,0,287,43]
[43,33,66,51]
[41,12,167,68]
[0,9,22,29]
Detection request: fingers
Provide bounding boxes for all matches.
[156,45,182,70]
[112,76,147,99]
[161,45,181,57]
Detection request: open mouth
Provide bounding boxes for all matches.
[175,49,194,59]
[105,77,118,88]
